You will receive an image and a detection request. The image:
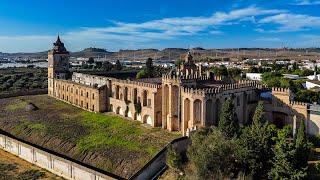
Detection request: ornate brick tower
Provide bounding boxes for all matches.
[179,52,201,77]
[47,36,70,96]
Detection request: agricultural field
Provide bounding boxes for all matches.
[0,68,47,92]
[0,95,180,178]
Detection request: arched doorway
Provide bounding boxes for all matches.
[116,107,123,115]
[273,112,287,129]
[134,112,142,121]
[127,110,133,119]
[144,115,152,125]
[110,104,114,112]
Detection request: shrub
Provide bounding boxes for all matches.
[316,162,320,172]
[134,102,142,114]
[166,145,182,172]
[309,134,320,147]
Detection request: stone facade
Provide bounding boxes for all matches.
[48,37,320,136]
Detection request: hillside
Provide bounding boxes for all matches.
[2,47,320,61]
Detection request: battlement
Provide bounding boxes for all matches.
[182,80,263,97]
[111,78,162,89]
[162,73,227,84]
[290,101,307,106]
[272,87,290,93]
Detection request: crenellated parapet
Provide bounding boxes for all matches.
[290,101,307,106]
[112,78,162,89]
[182,81,262,97]
[272,87,290,93]
[162,73,229,84]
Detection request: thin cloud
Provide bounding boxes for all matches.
[256,37,282,42]
[257,13,320,32]
[293,0,320,5]
[65,6,284,42]
[210,30,224,35]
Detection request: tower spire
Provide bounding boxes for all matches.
[52,35,67,53]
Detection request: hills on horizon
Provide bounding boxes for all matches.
[1,47,320,61]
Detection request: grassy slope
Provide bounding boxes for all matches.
[0,95,181,177]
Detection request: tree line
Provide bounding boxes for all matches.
[166,98,312,179]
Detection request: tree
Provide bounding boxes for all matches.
[247,66,258,73]
[268,136,308,179]
[114,60,122,71]
[295,120,310,169]
[188,127,239,179]
[237,101,272,179]
[294,90,320,104]
[211,65,228,77]
[88,57,94,64]
[252,101,265,124]
[269,124,309,180]
[136,70,147,79]
[227,68,242,78]
[218,97,240,139]
[174,59,184,68]
[95,62,102,69]
[101,61,113,71]
[145,57,154,78]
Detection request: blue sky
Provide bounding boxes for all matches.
[1,0,320,52]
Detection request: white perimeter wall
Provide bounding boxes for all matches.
[0,134,118,180]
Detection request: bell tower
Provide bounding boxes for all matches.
[179,52,202,77]
[48,36,70,96]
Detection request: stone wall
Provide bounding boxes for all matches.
[52,79,107,112]
[129,137,190,180]
[0,89,48,99]
[0,132,123,180]
[109,79,162,127]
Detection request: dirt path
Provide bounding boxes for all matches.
[0,149,64,180]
